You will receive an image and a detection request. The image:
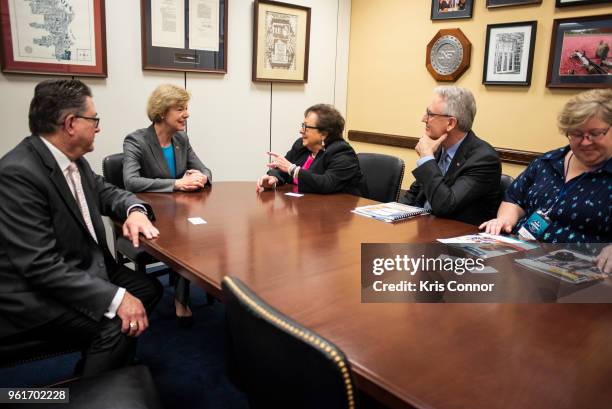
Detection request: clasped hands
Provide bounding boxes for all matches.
[175,169,208,191]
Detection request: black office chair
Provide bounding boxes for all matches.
[3,365,163,409]
[500,174,514,196]
[102,154,162,276]
[222,276,358,409]
[357,153,405,203]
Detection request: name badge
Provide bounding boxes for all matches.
[517,210,551,241]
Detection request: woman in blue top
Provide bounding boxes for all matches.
[480,89,611,272]
[123,84,212,325]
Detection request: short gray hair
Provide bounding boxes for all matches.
[558,88,612,134]
[433,86,476,132]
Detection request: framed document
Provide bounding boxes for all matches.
[556,0,611,7]
[426,28,471,82]
[486,0,542,7]
[252,0,311,83]
[546,15,612,88]
[0,0,107,77]
[483,21,537,86]
[141,0,227,73]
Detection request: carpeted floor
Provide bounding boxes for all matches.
[0,275,249,409]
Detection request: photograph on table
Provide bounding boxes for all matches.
[483,21,537,86]
[431,0,473,21]
[0,0,107,76]
[546,14,612,88]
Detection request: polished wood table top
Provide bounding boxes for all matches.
[138,182,612,409]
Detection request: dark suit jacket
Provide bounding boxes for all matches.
[0,136,152,338]
[123,125,212,192]
[400,131,501,225]
[268,138,368,197]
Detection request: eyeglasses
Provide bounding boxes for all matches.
[566,127,609,142]
[301,123,321,132]
[74,115,100,128]
[425,109,453,121]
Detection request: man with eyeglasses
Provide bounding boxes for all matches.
[0,79,163,376]
[400,86,501,225]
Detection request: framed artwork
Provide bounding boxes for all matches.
[252,0,310,83]
[140,0,227,74]
[546,14,611,89]
[483,21,537,86]
[0,0,107,77]
[487,0,542,7]
[426,28,472,82]
[556,0,612,7]
[431,0,473,20]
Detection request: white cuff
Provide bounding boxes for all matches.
[104,287,126,319]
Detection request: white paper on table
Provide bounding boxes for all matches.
[285,192,304,197]
[188,217,207,225]
[188,0,219,51]
[152,0,185,49]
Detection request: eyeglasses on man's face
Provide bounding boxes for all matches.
[566,127,609,142]
[424,109,453,122]
[74,115,100,128]
[301,123,320,132]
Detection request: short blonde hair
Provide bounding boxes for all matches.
[147,84,190,123]
[558,89,612,134]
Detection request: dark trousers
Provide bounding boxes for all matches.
[2,266,162,378]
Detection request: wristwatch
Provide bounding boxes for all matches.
[129,206,148,217]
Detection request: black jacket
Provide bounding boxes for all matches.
[268,138,368,197]
[400,131,501,225]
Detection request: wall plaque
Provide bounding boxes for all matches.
[426,28,471,81]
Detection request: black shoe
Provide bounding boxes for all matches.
[177,315,194,328]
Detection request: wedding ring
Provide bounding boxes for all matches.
[129,321,138,330]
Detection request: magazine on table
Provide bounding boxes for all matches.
[352,202,430,223]
[437,233,538,259]
[515,250,608,284]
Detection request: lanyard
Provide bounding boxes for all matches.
[543,153,592,216]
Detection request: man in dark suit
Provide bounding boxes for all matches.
[400,86,501,225]
[0,79,163,377]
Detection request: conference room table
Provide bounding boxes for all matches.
[137,182,612,409]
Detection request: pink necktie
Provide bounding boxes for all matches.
[67,163,98,243]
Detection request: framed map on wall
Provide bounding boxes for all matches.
[0,0,107,77]
[252,0,311,83]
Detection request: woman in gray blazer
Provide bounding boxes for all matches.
[123,84,212,326]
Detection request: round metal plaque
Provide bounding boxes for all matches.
[430,35,464,76]
[426,28,471,82]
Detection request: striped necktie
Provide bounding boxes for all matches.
[67,163,98,243]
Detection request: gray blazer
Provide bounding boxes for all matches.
[123,125,212,192]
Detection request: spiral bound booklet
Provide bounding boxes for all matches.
[352,202,430,222]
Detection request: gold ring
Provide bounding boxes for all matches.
[129,321,138,329]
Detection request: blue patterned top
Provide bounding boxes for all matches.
[505,146,611,244]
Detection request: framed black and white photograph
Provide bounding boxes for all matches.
[556,0,612,7]
[431,0,473,20]
[546,15,612,88]
[483,21,537,86]
[140,0,228,74]
[252,0,311,83]
[487,0,542,7]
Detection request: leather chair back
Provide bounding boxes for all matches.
[500,174,514,196]
[102,153,125,189]
[357,153,404,202]
[222,276,358,409]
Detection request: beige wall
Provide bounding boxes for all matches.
[346,0,611,187]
